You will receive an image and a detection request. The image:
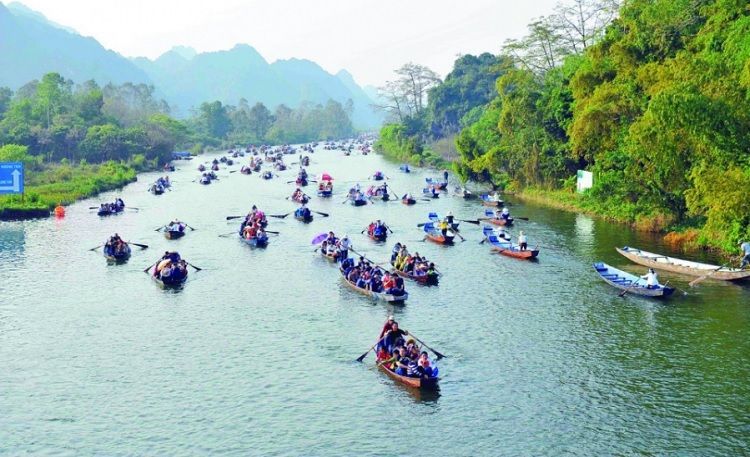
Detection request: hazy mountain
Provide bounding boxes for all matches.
[0,2,381,128]
[0,2,151,89]
[134,46,380,128]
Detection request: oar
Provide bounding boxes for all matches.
[689,263,729,287]
[460,219,482,225]
[185,224,196,231]
[127,207,140,211]
[187,262,203,271]
[618,278,642,297]
[269,212,292,219]
[154,225,165,232]
[130,242,149,249]
[453,231,466,242]
[417,222,428,227]
[312,210,329,217]
[409,333,445,360]
[226,215,244,220]
[143,261,157,273]
[218,231,237,238]
[265,230,280,235]
[516,217,530,221]
[356,334,388,362]
[88,244,103,251]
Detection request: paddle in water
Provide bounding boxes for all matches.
[130,242,149,249]
[409,333,445,360]
[269,212,292,219]
[311,210,329,217]
[187,262,203,271]
[689,263,729,287]
[356,334,388,362]
[88,244,104,251]
[226,215,244,220]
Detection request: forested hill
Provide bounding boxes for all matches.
[0,2,380,129]
[377,0,750,253]
[0,2,151,89]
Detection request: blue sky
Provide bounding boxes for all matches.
[15,0,560,86]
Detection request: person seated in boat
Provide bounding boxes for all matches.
[416,352,433,378]
[740,240,750,269]
[640,268,659,289]
[115,198,125,209]
[499,207,511,221]
[392,275,405,295]
[382,272,396,292]
[496,228,511,241]
[243,223,257,240]
[377,348,402,371]
[517,231,528,250]
[341,257,355,274]
[346,267,360,284]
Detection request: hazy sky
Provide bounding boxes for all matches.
[16,0,560,87]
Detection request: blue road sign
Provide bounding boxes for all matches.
[0,162,24,195]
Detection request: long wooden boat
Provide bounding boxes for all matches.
[242,235,268,248]
[428,213,459,232]
[295,212,313,223]
[480,194,503,207]
[340,272,408,304]
[103,244,131,263]
[349,198,368,206]
[593,262,675,298]
[164,230,185,240]
[483,227,538,259]
[425,178,447,190]
[391,264,439,286]
[317,188,333,198]
[402,197,416,205]
[376,357,439,390]
[616,246,750,281]
[422,223,454,245]
[482,216,513,226]
[152,271,188,288]
[320,250,338,262]
[367,227,388,242]
[97,204,125,217]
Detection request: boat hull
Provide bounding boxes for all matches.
[491,245,538,259]
[593,262,674,297]
[164,230,185,240]
[376,361,438,390]
[425,233,454,245]
[616,247,750,281]
[402,198,416,205]
[393,269,438,286]
[341,276,408,304]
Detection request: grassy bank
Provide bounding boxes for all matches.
[514,187,738,258]
[374,124,451,169]
[0,161,138,220]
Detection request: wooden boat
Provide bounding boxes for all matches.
[422,187,440,198]
[391,264,439,286]
[317,188,333,198]
[242,235,268,248]
[198,164,206,172]
[340,270,408,304]
[616,246,750,281]
[294,210,313,223]
[428,212,459,232]
[296,177,308,186]
[484,230,538,260]
[399,164,411,173]
[402,197,416,205]
[480,194,503,207]
[422,223,454,245]
[211,163,220,171]
[103,243,131,262]
[425,177,447,190]
[199,176,211,185]
[240,166,252,175]
[373,171,385,181]
[226,159,234,166]
[97,204,125,217]
[369,191,390,202]
[593,262,675,298]
[291,194,309,204]
[350,198,368,206]
[483,216,513,226]
[367,226,388,242]
[163,163,175,172]
[164,230,185,240]
[320,250,338,262]
[262,171,273,180]
[376,355,439,390]
[457,189,475,199]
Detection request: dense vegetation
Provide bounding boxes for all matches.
[374,55,507,167]
[452,0,750,253]
[0,72,356,218]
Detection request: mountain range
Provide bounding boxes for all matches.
[0,2,381,128]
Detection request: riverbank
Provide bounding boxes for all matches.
[0,161,138,221]
[513,187,738,259]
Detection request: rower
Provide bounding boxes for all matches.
[517,231,528,250]
[445,211,455,226]
[740,240,750,269]
[338,235,352,260]
[640,268,659,289]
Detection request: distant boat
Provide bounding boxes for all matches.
[593,262,674,298]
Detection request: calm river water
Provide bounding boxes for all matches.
[1,148,748,456]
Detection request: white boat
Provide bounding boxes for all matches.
[616,247,750,281]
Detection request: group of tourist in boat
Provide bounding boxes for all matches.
[376,317,436,380]
[239,206,269,241]
[104,233,130,259]
[366,183,390,201]
[366,220,390,241]
[340,257,407,296]
[97,198,125,216]
[347,185,368,205]
[319,231,352,260]
[291,188,309,204]
[152,251,188,283]
[390,243,439,282]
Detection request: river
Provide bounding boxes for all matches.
[1,148,748,456]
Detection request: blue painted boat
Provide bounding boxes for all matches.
[593,262,675,298]
[428,212,459,231]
